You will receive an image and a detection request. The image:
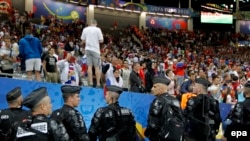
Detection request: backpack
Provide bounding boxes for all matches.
[159,95,185,141]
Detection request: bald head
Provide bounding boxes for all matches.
[90,19,97,26]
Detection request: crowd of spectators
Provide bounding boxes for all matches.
[1,8,250,105]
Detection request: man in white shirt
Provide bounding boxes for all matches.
[207,74,222,101]
[81,19,104,87]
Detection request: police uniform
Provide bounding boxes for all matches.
[224,81,250,140]
[51,85,89,141]
[185,78,221,141]
[144,77,185,141]
[0,87,31,141]
[15,87,69,141]
[88,85,136,141]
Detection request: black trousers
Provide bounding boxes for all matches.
[0,68,14,78]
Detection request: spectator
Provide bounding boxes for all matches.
[207,74,222,101]
[129,62,144,93]
[165,69,176,96]
[139,60,146,86]
[145,61,156,93]
[42,47,58,83]
[197,68,207,79]
[106,67,123,87]
[102,56,118,87]
[0,35,16,78]
[246,71,250,81]
[81,19,104,87]
[120,60,131,91]
[224,86,235,104]
[64,37,76,54]
[180,70,196,94]
[236,77,246,102]
[57,53,82,86]
[11,37,19,57]
[175,56,186,94]
[19,28,43,81]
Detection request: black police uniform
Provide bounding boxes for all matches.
[144,93,176,141]
[185,78,221,141]
[52,104,89,141]
[144,77,185,141]
[51,85,89,141]
[0,108,31,141]
[16,114,69,141]
[224,81,250,140]
[0,87,31,141]
[15,87,69,141]
[224,98,250,139]
[88,85,136,141]
[185,94,221,141]
[88,102,136,141]
[238,97,250,124]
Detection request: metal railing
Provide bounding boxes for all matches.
[0,72,27,80]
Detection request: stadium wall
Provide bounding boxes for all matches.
[0,78,232,132]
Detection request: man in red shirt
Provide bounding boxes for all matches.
[175,56,187,95]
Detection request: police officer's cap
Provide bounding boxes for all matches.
[153,76,171,86]
[23,87,48,109]
[61,85,82,94]
[6,87,22,102]
[196,78,211,88]
[106,85,123,94]
[244,81,250,88]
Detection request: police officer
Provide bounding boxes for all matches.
[185,78,221,141]
[51,85,89,141]
[15,87,69,141]
[88,85,136,141]
[144,76,185,141]
[222,81,250,141]
[0,87,31,141]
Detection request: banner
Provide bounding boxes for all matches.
[33,0,86,23]
[0,77,153,140]
[97,0,192,16]
[0,0,12,14]
[146,16,187,30]
[239,20,250,35]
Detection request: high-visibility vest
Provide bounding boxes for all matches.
[181,93,197,110]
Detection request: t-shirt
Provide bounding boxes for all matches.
[44,55,57,72]
[81,26,103,54]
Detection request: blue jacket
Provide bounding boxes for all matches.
[180,79,194,94]
[19,35,42,60]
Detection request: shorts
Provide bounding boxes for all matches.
[85,50,100,67]
[25,58,41,71]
